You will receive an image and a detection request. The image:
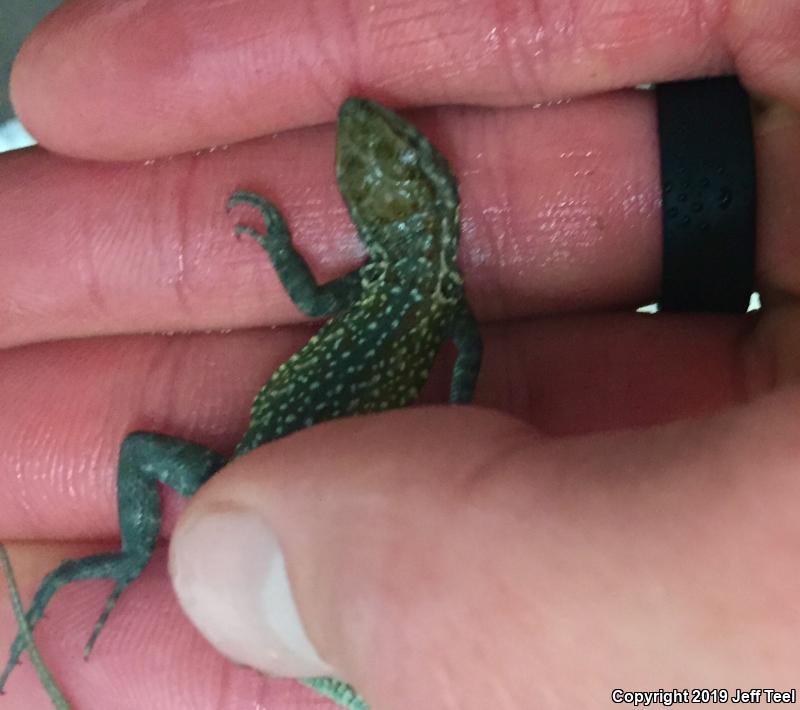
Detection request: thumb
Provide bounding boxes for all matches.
[167,407,532,692]
[168,400,800,709]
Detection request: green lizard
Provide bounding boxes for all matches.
[0,544,72,710]
[0,96,482,709]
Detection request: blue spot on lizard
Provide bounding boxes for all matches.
[0,97,482,709]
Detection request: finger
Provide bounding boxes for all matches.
[4,306,795,539]
[10,0,800,159]
[4,93,798,348]
[0,543,328,710]
[5,94,798,350]
[169,396,800,709]
[0,92,662,347]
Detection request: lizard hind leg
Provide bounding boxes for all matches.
[1,432,226,691]
[0,551,129,691]
[0,545,73,708]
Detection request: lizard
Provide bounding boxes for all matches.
[0,96,482,710]
[0,544,71,710]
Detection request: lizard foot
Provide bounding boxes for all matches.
[226,191,290,250]
[1,433,226,691]
[226,190,277,218]
[233,223,267,241]
[0,550,145,691]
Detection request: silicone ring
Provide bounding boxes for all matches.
[657,77,756,313]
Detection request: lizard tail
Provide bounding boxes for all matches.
[0,544,73,709]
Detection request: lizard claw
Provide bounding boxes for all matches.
[233,223,266,242]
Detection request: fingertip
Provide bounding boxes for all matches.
[169,407,535,701]
[9,0,214,160]
[169,507,336,679]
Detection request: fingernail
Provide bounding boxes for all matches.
[169,507,335,678]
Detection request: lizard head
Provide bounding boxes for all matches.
[335,97,459,258]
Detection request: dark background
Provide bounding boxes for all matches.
[1,0,61,123]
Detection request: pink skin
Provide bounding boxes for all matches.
[0,95,661,346]
[1,0,800,707]
[9,0,800,160]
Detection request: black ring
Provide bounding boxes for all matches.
[657,76,756,313]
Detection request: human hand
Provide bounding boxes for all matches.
[2,1,800,709]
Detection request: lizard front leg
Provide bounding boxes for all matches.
[227,191,363,317]
[449,302,483,404]
[0,432,225,689]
